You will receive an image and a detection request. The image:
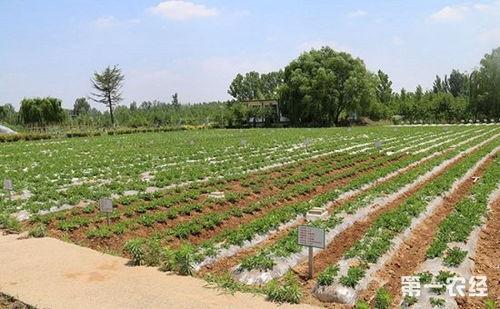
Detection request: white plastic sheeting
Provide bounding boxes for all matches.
[0,124,16,134]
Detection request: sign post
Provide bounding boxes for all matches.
[99,198,113,225]
[298,225,325,279]
[3,179,13,198]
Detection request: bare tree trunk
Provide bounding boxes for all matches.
[108,94,115,127]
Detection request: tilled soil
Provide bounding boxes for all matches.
[456,197,500,308]
[358,155,494,307]
[293,145,473,284]
[43,154,383,253]
[200,150,453,276]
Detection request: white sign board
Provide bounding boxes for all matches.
[3,179,13,191]
[298,225,325,248]
[99,198,113,213]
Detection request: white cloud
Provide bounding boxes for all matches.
[473,1,500,13]
[348,10,367,18]
[149,1,219,21]
[297,40,351,53]
[92,16,140,29]
[429,1,500,23]
[430,5,469,22]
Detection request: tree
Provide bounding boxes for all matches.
[471,47,500,119]
[432,75,443,93]
[448,69,468,97]
[279,47,375,125]
[171,93,180,108]
[0,104,15,121]
[414,85,424,101]
[73,97,91,116]
[376,70,393,105]
[89,65,124,126]
[260,71,284,99]
[228,71,262,101]
[228,71,283,101]
[19,97,65,126]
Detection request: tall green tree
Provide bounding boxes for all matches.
[228,70,283,101]
[376,70,393,105]
[73,97,91,116]
[19,97,65,126]
[471,47,500,119]
[279,47,375,125]
[0,104,16,124]
[260,70,284,99]
[89,65,124,126]
[448,69,468,97]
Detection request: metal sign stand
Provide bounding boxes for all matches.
[308,246,314,279]
[297,225,325,279]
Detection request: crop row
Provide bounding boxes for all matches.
[232,129,497,278]
[313,137,499,303]
[1,127,442,215]
[117,128,496,274]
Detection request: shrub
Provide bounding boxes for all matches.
[0,215,21,233]
[355,300,370,309]
[429,297,445,308]
[265,272,302,304]
[317,265,339,286]
[339,266,365,288]
[239,252,274,271]
[374,287,392,309]
[161,244,197,276]
[29,223,47,238]
[443,247,467,267]
[124,238,162,266]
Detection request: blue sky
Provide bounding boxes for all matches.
[1,1,499,109]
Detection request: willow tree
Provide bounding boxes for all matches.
[90,65,124,126]
[279,47,375,126]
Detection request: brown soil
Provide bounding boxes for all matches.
[456,196,500,308]
[358,156,494,307]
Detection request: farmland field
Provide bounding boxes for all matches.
[1,124,499,307]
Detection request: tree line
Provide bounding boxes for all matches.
[1,47,498,130]
[226,47,500,125]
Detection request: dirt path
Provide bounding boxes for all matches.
[0,233,313,309]
[457,196,500,308]
[358,155,494,306]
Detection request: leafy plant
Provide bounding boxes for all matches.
[339,266,365,288]
[239,252,275,271]
[124,238,162,266]
[429,297,445,308]
[374,287,392,309]
[317,265,339,286]
[29,223,47,238]
[161,244,198,276]
[355,300,370,309]
[265,272,302,304]
[403,295,418,307]
[443,247,467,267]
[417,271,433,284]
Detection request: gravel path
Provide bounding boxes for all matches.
[0,233,313,309]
